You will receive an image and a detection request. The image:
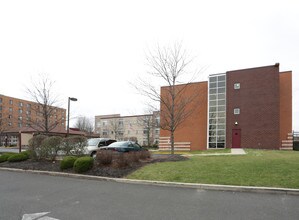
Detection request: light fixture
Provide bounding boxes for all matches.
[67,97,78,136]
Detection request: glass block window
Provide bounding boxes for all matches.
[208,74,226,148]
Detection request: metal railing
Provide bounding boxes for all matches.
[293,131,299,139]
[293,131,299,150]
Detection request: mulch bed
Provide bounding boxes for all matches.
[0,154,188,178]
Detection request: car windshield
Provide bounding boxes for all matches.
[87,139,100,146]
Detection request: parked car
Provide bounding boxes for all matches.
[99,141,147,153]
[84,138,116,157]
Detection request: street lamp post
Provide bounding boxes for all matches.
[67,97,78,136]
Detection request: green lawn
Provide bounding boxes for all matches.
[151,148,231,155]
[127,149,299,189]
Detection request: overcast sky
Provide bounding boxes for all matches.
[0,0,298,130]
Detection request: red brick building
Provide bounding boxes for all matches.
[159,64,292,151]
[0,94,67,146]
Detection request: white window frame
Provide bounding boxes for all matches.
[234,108,240,115]
[234,83,240,90]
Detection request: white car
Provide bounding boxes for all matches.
[84,138,116,157]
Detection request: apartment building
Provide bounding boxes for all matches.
[0,94,66,146]
[95,112,160,146]
[159,64,292,151]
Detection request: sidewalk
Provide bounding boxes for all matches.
[184,148,246,157]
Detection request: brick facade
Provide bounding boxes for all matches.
[160,82,207,150]
[159,64,292,151]
[226,65,281,149]
[0,94,66,132]
[279,71,292,142]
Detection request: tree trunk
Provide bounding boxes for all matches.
[170,130,174,155]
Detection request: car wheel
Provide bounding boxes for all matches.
[91,152,96,158]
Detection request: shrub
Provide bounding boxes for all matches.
[73,156,93,173]
[7,152,29,162]
[0,153,12,163]
[21,150,34,159]
[113,153,129,168]
[126,152,140,163]
[28,135,47,160]
[60,156,78,170]
[0,153,17,163]
[61,136,87,156]
[138,150,151,160]
[96,150,113,166]
[40,136,63,161]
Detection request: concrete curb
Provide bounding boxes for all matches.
[1,167,299,195]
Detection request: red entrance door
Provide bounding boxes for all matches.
[232,129,241,148]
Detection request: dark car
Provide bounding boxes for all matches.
[84,138,116,157]
[99,141,147,153]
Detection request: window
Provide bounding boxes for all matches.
[0,98,2,104]
[208,74,226,149]
[8,115,12,119]
[0,106,2,111]
[234,108,240,115]
[9,107,12,112]
[19,102,23,107]
[218,81,225,87]
[234,83,240,90]
[19,109,23,114]
[155,117,160,126]
[9,100,13,105]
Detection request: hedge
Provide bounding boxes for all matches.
[7,152,29,162]
[73,156,93,173]
[0,153,17,163]
[60,156,78,170]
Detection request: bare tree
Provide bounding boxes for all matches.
[135,43,201,154]
[26,74,64,134]
[0,118,10,146]
[109,118,123,140]
[74,116,94,134]
[137,110,159,147]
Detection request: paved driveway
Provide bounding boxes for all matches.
[1,170,299,220]
[0,147,23,153]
